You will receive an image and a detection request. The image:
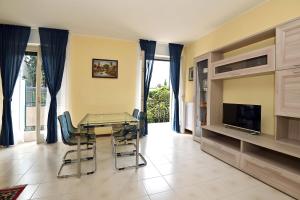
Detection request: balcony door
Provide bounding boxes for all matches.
[12,46,49,144]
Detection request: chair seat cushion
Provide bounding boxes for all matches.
[125,132,137,140]
[112,123,138,142]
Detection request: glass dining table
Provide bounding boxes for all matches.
[76,112,142,177]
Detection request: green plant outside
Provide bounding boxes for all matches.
[147,85,170,123]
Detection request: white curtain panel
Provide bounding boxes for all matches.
[55,35,71,142]
[179,56,185,133]
[135,46,143,110]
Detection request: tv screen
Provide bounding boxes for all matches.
[223,103,261,133]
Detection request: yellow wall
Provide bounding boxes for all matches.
[184,0,300,101]
[184,0,300,135]
[223,75,274,135]
[68,34,138,124]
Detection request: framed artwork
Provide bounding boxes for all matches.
[188,67,194,81]
[92,59,118,78]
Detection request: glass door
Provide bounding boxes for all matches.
[194,59,208,139]
[15,46,49,143]
[35,46,49,143]
[23,51,38,142]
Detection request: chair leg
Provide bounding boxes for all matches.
[57,142,97,178]
[113,139,147,170]
[94,142,97,172]
[115,143,136,157]
[63,146,94,162]
[115,152,147,170]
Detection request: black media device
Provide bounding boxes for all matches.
[223,103,261,134]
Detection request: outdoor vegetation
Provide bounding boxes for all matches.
[147,80,170,123]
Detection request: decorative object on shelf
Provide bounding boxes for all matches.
[92,59,118,78]
[188,67,194,81]
[202,79,208,91]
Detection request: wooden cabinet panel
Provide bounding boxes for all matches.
[211,46,275,80]
[276,18,300,70]
[276,68,300,118]
[241,154,300,199]
[201,137,240,168]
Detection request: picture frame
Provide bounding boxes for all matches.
[92,59,118,78]
[188,67,194,81]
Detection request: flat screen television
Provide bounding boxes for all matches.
[223,103,261,133]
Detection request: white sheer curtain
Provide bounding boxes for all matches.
[54,36,70,142]
[11,61,25,144]
[135,45,143,110]
[179,55,186,133]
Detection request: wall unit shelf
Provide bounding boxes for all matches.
[202,126,300,199]
[203,125,300,158]
[193,54,210,142]
[193,17,300,199]
[241,142,300,198]
[202,128,240,151]
[276,18,300,70]
[275,68,300,118]
[212,46,275,80]
[242,142,300,175]
[276,116,300,147]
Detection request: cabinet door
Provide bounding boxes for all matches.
[276,19,300,70]
[276,68,300,118]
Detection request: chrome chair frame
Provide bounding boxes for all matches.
[57,114,97,178]
[112,111,147,170]
[63,111,94,162]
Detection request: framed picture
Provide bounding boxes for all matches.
[92,59,118,78]
[188,67,194,81]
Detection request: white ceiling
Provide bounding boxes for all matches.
[0,0,266,43]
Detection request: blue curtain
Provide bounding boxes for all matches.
[39,28,69,143]
[0,24,30,146]
[169,43,184,133]
[139,39,156,136]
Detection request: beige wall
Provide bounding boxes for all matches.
[184,0,300,135]
[68,34,138,124]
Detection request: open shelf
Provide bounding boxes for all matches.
[276,116,300,148]
[201,128,241,168]
[241,141,300,199]
[203,125,300,159]
[213,28,275,53]
[202,128,240,151]
[243,142,300,175]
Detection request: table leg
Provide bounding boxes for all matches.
[77,135,81,178]
[136,122,140,169]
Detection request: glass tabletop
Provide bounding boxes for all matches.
[78,112,138,127]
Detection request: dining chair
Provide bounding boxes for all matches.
[57,114,97,178]
[112,111,147,170]
[64,111,88,134]
[132,108,139,118]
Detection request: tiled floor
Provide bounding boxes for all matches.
[0,123,294,200]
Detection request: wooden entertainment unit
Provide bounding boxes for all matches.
[193,17,300,199]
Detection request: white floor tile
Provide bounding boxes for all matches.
[0,123,293,200]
